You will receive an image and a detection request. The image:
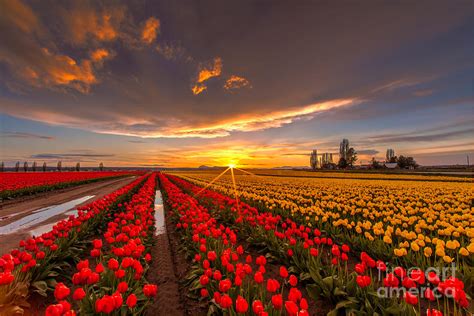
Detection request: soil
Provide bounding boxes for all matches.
[0,176,137,255]
[146,232,185,316]
[154,195,209,316]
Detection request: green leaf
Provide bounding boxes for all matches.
[31,281,48,296]
[306,284,321,300]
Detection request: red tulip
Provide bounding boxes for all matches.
[356,275,371,288]
[200,275,209,285]
[254,271,264,284]
[207,251,217,261]
[45,304,63,316]
[272,294,283,309]
[218,279,232,292]
[289,275,298,287]
[285,301,299,316]
[220,294,233,309]
[96,295,116,313]
[54,282,70,300]
[266,278,280,293]
[108,258,119,270]
[310,248,318,256]
[117,281,128,293]
[252,300,264,314]
[424,288,436,301]
[404,292,418,305]
[235,295,248,314]
[143,284,158,297]
[92,239,103,249]
[73,288,86,300]
[126,294,137,308]
[426,308,443,316]
[279,266,288,278]
[112,292,123,308]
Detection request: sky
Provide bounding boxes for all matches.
[0,0,473,168]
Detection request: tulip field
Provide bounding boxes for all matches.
[0,172,136,200]
[0,170,472,315]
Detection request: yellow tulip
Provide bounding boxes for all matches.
[383,235,392,244]
[435,248,445,257]
[411,242,420,252]
[459,247,469,256]
[423,247,432,257]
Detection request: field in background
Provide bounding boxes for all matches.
[171,169,474,270]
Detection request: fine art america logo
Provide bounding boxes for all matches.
[376,264,461,300]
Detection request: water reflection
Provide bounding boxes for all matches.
[154,190,165,235]
[0,195,94,235]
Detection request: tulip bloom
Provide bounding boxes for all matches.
[235,295,248,314]
[126,294,137,308]
[54,282,70,300]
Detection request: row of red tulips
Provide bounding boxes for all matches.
[44,173,159,315]
[159,173,310,315]
[167,174,471,316]
[0,171,137,200]
[0,174,149,315]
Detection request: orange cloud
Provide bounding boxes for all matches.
[191,57,223,95]
[224,75,251,91]
[90,48,113,63]
[21,49,98,93]
[141,17,160,44]
[197,57,222,83]
[63,5,125,44]
[192,84,207,95]
[170,99,356,137]
[2,0,39,34]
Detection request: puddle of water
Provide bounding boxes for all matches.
[154,190,165,235]
[0,195,94,235]
[28,209,81,237]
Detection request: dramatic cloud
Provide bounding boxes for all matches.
[0,0,39,34]
[224,75,251,91]
[141,17,160,44]
[61,4,125,45]
[158,99,356,138]
[1,1,474,166]
[0,0,114,92]
[192,57,223,95]
[191,84,207,95]
[90,49,112,63]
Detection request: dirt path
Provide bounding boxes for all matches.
[0,176,137,255]
[146,188,207,316]
[146,233,184,316]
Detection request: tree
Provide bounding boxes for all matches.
[338,157,348,169]
[32,161,37,172]
[0,162,3,172]
[370,157,382,169]
[347,147,358,167]
[389,156,398,163]
[76,162,80,171]
[57,161,62,172]
[15,161,20,172]
[99,162,104,171]
[42,162,47,172]
[23,161,28,172]
[397,155,418,169]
